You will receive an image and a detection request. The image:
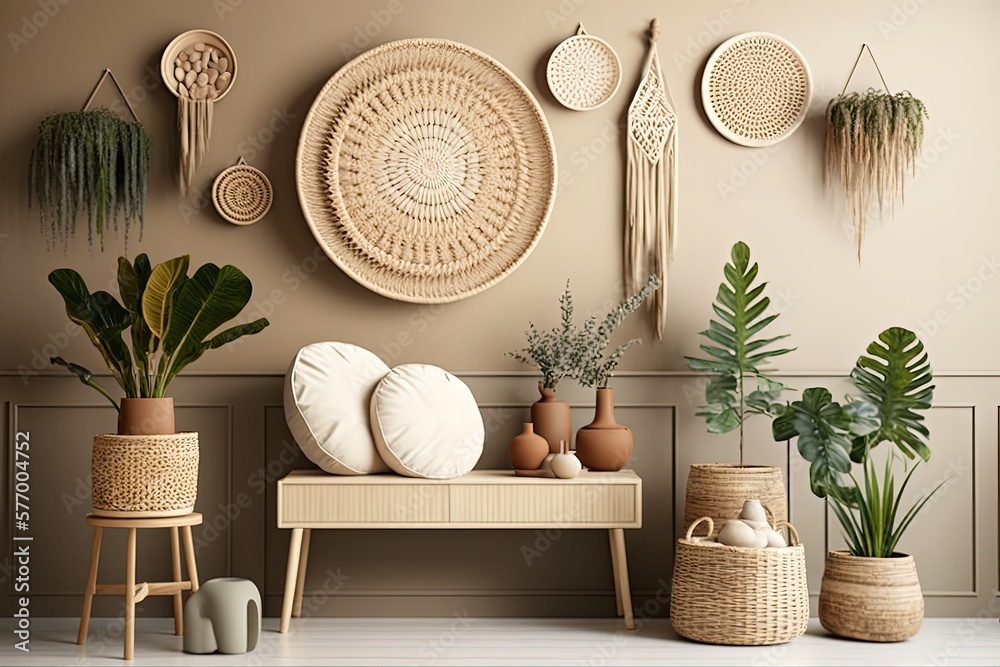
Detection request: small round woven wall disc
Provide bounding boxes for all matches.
[212,157,272,225]
[547,24,622,111]
[701,32,813,147]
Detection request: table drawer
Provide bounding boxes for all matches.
[279,484,449,525]
[449,484,637,525]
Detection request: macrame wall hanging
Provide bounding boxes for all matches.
[160,29,238,194]
[825,44,927,261]
[626,19,677,341]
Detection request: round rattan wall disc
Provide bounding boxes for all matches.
[296,38,557,304]
[213,158,272,225]
[701,32,812,147]
[547,25,622,111]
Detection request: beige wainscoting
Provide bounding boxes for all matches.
[2,371,996,618]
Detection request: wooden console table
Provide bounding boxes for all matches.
[277,470,642,632]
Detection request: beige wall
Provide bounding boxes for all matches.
[2,0,999,618]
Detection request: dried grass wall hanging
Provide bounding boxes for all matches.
[626,19,676,341]
[160,30,237,194]
[28,69,149,251]
[825,44,927,261]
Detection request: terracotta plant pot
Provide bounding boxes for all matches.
[118,397,175,435]
[509,423,550,470]
[531,382,571,454]
[574,388,632,471]
[683,463,787,536]
[819,550,924,642]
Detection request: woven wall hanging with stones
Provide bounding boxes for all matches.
[212,157,272,225]
[701,32,812,147]
[296,38,557,304]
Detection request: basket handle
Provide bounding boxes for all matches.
[774,520,801,547]
[685,516,714,540]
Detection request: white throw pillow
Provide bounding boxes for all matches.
[370,364,484,479]
[284,342,391,474]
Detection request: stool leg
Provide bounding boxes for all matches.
[170,526,183,635]
[124,527,137,661]
[77,526,103,645]
[292,528,312,618]
[279,528,304,633]
[181,525,200,592]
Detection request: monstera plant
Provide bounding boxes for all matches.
[681,241,797,533]
[772,327,941,642]
[49,254,269,434]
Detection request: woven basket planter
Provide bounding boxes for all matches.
[92,433,199,518]
[684,464,787,536]
[819,550,924,642]
[670,517,809,645]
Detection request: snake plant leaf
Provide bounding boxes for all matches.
[849,327,934,462]
[142,255,190,340]
[684,242,795,463]
[48,269,136,397]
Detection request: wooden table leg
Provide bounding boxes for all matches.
[279,528,304,633]
[124,528,137,661]
[181,525,200,592]
[608,529,623,617]
[77,526,103,645]
[293,528,312,618]
[611,528,634,630]
[170,526,183,635]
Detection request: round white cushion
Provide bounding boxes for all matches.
[370,364,484,479]
[284,342,390,475]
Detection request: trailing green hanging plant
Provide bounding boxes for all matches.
[825,46,928,261]
[28,107,150,251]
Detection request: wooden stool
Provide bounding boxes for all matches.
[77,513,202,660]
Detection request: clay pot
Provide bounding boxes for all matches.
[684,464,787,537]
[509,423,549,470]
[574,388,632,471]
[118,397,175,435]
[530,382,571,454]
[819,550,924,642]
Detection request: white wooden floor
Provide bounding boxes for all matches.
[1,617,998,665]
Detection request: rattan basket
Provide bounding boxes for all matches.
[670,516,809,645]
[92,433,199,518]
[213,157,272,225]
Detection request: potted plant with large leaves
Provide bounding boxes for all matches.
[49,254,269,516]
[773,327,940,642]
[683,241,795,533]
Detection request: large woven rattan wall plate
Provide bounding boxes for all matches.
[296,38,557,304]
[701,32,812,147]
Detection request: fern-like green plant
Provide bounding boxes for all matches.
[684,241,795,465]
[772,327,942,557]
[28,108,150,251]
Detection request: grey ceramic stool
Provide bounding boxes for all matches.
[183,577,261,654]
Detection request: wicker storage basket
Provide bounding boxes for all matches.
[670,516,809,645]
[684,464,788,536]
[92,433,199,518]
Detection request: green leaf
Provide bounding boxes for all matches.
[50,356,120,411]
[48,268,135,397]
[706,408,741,434]
[850,327,935,462]
[142,255,190,339]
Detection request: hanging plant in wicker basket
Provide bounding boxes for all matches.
[826,44,927,261]
[212,157,272,225]
[28,69,150,251]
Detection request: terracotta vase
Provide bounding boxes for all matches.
[574,388,632,471]
[509,423,550,470]
[683,463,788,537]
[118,397,175,435]
[819,550,924,642]
[530,382,571,454]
